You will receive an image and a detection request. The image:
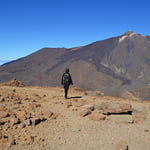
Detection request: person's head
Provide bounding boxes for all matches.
[65,68,69,73]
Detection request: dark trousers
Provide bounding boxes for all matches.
[64,83,69,98]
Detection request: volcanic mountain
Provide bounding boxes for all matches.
[0,31,150,99]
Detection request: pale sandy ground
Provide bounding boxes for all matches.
[0,86,150,150]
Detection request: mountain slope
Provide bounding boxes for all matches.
[0,31,149,98]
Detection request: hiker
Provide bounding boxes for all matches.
[61,68,73,99]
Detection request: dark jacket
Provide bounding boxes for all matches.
[61,73,73,85]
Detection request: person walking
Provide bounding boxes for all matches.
[61,68,73,99]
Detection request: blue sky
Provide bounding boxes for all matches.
[0,0,150,64]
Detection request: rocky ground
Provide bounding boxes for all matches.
[0,79,150,150]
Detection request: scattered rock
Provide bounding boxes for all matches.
[17,123,26,129]
[64,100,72,108]
[51,113,60,120]
[0,111,9,119]
[0,119,5,125]
[30,118,42,126]
[0,84,149,149]
[101,102,132,115]
[88,111,106,121]
[13,89,16,92]
[23,119,31,126]
[0,134,15,147]
[80,109,92,117]
[71,106,78,111]
[0,96,5,102]
[17,136,34,145]
[9,116,20,126]
[144,129,149,132]
[44,111,53,118]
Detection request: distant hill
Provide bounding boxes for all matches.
[0,31,150,100]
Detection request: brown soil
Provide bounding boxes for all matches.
[0,85,150,150]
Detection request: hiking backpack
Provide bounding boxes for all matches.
[63,73,70,84]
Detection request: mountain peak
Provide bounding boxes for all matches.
[124,30,136,36]
[119,31,136,43]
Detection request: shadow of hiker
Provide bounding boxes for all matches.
[68,96,82,99]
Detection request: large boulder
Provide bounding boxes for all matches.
[100,102,132,115]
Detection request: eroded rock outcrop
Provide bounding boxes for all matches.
[0,79,25,87]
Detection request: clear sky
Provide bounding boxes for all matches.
[0,0,150,63]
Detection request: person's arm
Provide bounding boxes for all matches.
[69,74,73,85]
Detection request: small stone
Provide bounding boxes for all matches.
[18,123,26,129]
[13,89,16,92]
[0,97,5,102]
[34,137,43,143]
[7,137,16,146]
[9,116,20,126]
[0,111,9,119]
[30,118,41,126]
[64,100,72,108]
[0,134,15,147]
[144,129,149,132]
[80,109,91,117]
[17,136,34,144]
[23,119,31,126]
[44,111,53,118]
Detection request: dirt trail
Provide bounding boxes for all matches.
[0,86,150,150]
